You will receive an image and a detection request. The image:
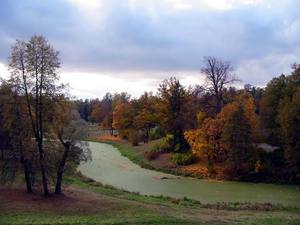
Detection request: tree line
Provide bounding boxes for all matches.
[0,35,90,196]
[79,58,300,183]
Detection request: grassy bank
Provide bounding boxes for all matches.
[2,174,300,225]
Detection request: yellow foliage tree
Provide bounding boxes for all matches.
[185,94,259,175]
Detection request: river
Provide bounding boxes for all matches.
[78,142,300,206]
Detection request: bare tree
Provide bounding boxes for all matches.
[201,56,238,113]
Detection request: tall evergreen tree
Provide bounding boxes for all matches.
[222,107,254,176]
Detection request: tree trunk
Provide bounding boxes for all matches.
[55,144,69,194]
[23,159,33,193]
[1,148,4,160]
[38,140,49,196]
[216,95,222,114]
[19,139,32,193]
[145,128,150,143]
[55,169,63,194]
[207,155,215,175]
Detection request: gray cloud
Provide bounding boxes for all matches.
[0,0,299,86]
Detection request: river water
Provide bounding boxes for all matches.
[78,142,300,206]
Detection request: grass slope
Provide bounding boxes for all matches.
[1,175,300,225]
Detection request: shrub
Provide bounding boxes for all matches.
[149,126,164,140]
[146,141,163,160]
[171,152,197,165]
[129,130,139,146]
[145,135,175,160]
[149,135,174,153]
[150,142,161,152]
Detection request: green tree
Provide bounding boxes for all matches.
[260,75,287,145]
[277,65,300,178]
[222,107,255,177]
[260,64,300,180]
[158,77,189,152]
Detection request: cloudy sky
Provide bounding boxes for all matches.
[0,0,299,98]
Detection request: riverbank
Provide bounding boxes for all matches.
[87,136,199,178]
[85,137,281,182]
[1,174,300,225]
[80,140,300,207]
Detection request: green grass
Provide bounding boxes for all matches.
[0,213,199,225]
[67,174,300,211]
[240,218,300,225]
[65,174,203,208]
[1,174,300,225]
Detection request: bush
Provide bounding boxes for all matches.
[129,130,139,146]
[149,126,164,140]
[150,142,161,152]
[145,135,175,160]
[171,152,197,165]
[150,135,174,153]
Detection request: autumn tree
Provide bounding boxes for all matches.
[9,36,62,195]
[201,57,238,113]
[185,116,223,174]
[100,93,114,135]
[112,101,136,142]
[91,92,130,136]
[180,86,206,130]
[185,95,258,177]
[90,100,102,123]
[220,94,258,142]
[0,80,36,192]
[133,92,161,143]
[52,99,91,194]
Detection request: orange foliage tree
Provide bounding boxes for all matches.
[185,94,259,177]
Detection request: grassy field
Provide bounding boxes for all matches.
[1,174,300,225]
